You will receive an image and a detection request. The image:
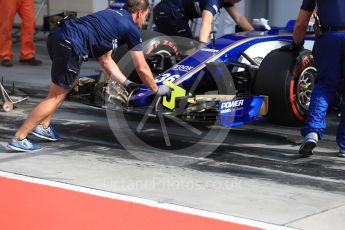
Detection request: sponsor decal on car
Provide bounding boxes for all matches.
[220,100,244,113]
[171,65,194,72]
[219,96,267,127]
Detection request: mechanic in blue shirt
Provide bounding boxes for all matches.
[7,0,171,152]
[153,0,253,44]
[291,0,345,157]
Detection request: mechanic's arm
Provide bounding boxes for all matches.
[199,10,214,43]
[98,50,127,84]
[292,9,313,45]
[130,50,159,92]
[225,6,253,31]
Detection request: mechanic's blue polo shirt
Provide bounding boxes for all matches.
[63,8,142,58]
[301,0,345,26]
[181,0,230,19]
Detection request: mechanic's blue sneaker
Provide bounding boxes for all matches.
[338,149,345,158]
[7,137,42,152]
[299,132,318,157]
[31,124,59,141]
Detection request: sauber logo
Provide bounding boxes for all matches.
[221,100,244,109]
[171,65,193,72]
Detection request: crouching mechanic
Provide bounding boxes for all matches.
[289,0,345,157]
[153,0,253,45]
[7,0,171,152]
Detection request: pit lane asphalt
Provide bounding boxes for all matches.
[0,41,345,229]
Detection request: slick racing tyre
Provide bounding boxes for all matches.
[255,49,316,126]
[113,31,180,82]
[113,31,179,62]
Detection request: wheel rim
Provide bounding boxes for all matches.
[155,50,173,56]
[297,66,316,110]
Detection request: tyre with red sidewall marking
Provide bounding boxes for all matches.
[113,31,179,62]
[143,34,179,57]
[255,49,316,126]
[113,31,180,82]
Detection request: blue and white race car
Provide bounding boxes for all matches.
[106,22,316,128]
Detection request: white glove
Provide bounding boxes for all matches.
[156,85,172,97]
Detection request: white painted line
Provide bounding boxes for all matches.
[0,170,296,230]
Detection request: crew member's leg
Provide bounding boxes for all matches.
[7,29,81,151]
[7,83,71,152]
[39,76,79,129]
[300,33,342,155]
[336,33,345,157]
[0,0,18,66]
[29,35,81,142]
[15,83,71,140]
[18,0,36,61]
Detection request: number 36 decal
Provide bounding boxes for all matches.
[155,73,181,83]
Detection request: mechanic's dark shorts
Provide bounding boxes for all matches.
[47,26,82,90]
[153,1,193,39]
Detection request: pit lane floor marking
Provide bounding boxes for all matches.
[0,171,295,230]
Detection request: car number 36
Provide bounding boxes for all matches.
[155,73,181,83]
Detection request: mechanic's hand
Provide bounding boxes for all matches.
[280,40,304,53]
[155,85,172,97]
[123,80,143,92]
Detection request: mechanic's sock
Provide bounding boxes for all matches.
[305,132,318,142]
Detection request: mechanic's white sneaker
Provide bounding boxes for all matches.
[32,124,59,141]
[338,149,345,158]
[7,137,42,152]
[299,132,318,157]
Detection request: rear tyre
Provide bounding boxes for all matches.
[255,49,316,126]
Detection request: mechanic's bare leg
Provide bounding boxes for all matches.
[40,115,54,129]
[39,102,63,129]
[40,97,65,128]
[15,83,70,140]
[39,77,80,128]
